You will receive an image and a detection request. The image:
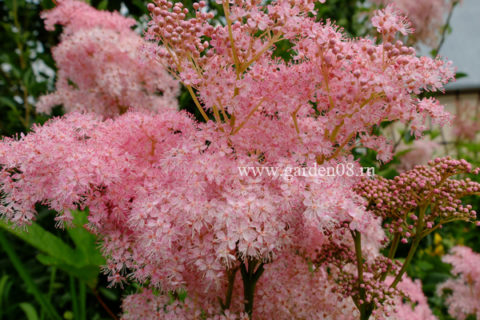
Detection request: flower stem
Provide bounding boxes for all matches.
[240,260,264,318]
[219,267,238,311]
[352,231,372,320]
[390,206,426,288]
[380,232,401,281]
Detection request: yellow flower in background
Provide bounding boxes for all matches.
[433,233,445,256]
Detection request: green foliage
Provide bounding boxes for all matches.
[19,303,40,320]
[0,0,59,135]
[0,210,105,287]
[315,0,369,37]
[0,231,63,320]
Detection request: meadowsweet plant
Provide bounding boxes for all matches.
[37,0,179,117]
[0,0,476,319]
[438,246,480,320]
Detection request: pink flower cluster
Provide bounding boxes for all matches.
[438,246,480,320]
[397,140,440,172]
[388,276,437,320]
[370,0,457,47]
[37,0,179,117]
[146,0,453,162]
[0,0,469,318]
[0,111,381,318]
[122,253,360,320]
[453,100,480,141]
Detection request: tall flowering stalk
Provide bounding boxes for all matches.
[0,0,476,319]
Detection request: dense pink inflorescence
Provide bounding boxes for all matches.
[0,0,468,318]
[37,0,179,117]
[0,111,381,317]
[121,252,434,320]
[42,0,136,33]
[370,0,457,47]
[146,0,454,163]
[438,246,480,320]
[121,253,361,320]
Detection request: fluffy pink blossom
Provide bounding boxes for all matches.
[371,0,457,47]
[147,0,454,163]
[371,4,413,37]
[382,276,437,320]
[438,246,480,320]
[0,111,383,318]
[37,0,179,117]
[397,140,440,171]
[42,0,136,33]
[453,100,480,141]
[121,253,358,320]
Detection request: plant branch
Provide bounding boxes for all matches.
[389,206,426,288]
[92,287,119,320]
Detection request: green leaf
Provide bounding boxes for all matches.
[36,254,100,287]
[67,210,105,267]
[0,97,17,110]
[0,274,10,299]
[0,274,13,317]
[19,303,39,320]
[0,232,62,320]
[98,287,118,301]
[22,68,35,90]
[455,72,468,80]
[394,148,413,158]
[378,167,399,179]
[0,220,79,266]
[97,0,108,10]
[0,211,104,287]
[415,260,434,271]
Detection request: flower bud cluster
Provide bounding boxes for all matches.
[148,0,214,67]
[356,157,480,242]
[313,238,402,316]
